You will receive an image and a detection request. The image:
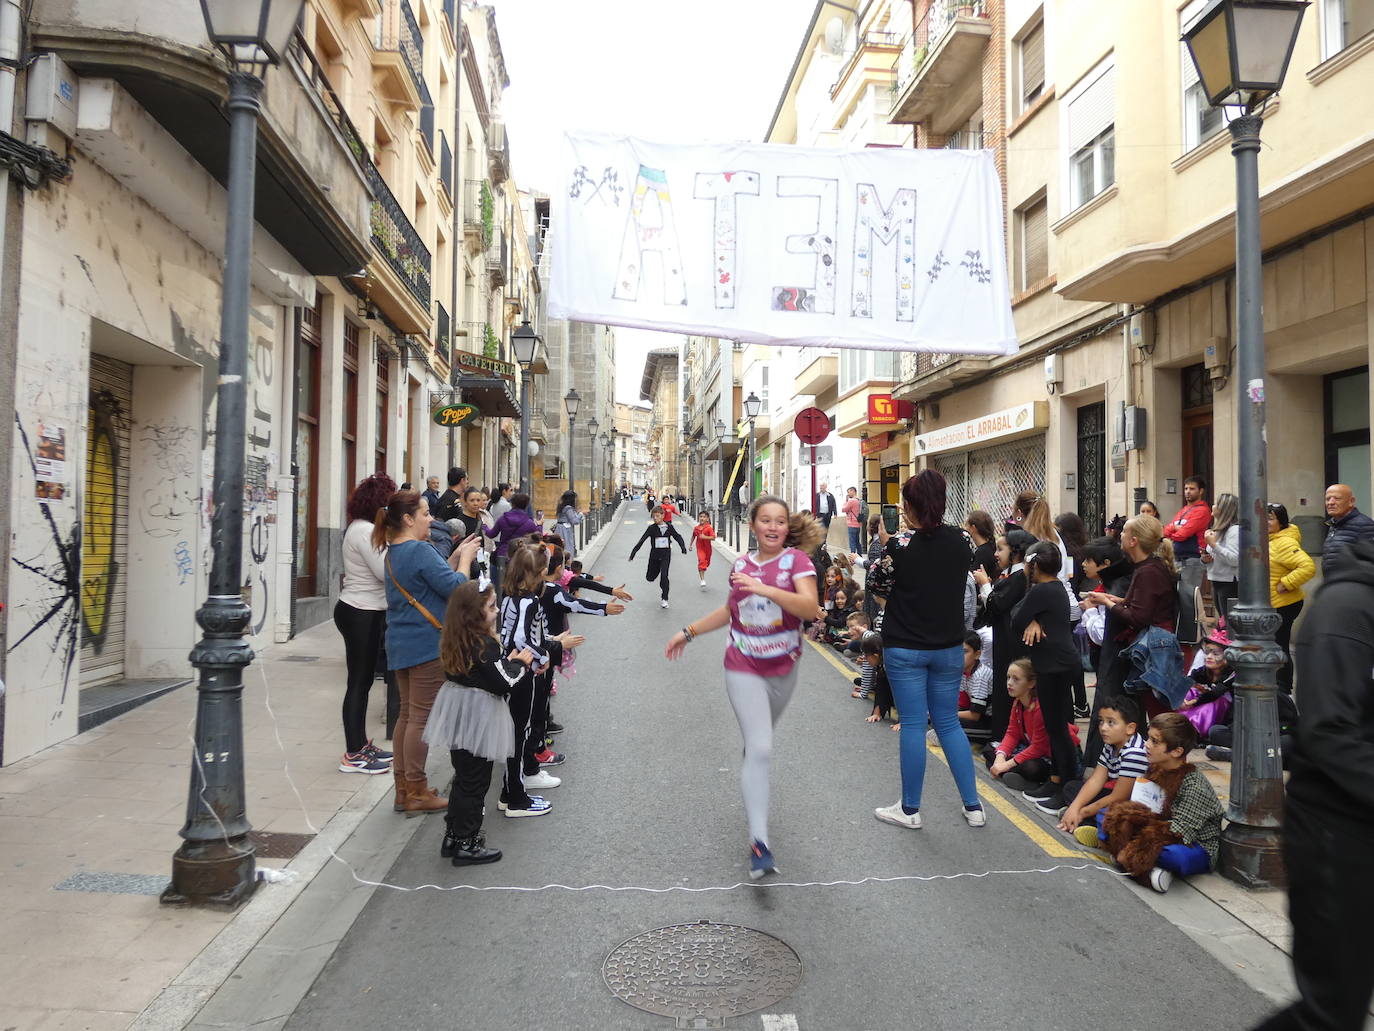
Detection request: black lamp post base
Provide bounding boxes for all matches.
[1218,822,1286,889]
[162,839,258,909]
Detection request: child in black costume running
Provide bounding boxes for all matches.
[630,505,687,608]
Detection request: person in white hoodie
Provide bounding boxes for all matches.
[1202,492,1240,624]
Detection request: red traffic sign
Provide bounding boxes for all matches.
[793,406,830,445]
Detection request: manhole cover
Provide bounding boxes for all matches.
[603,920,801,1029]
[248,830,315,859]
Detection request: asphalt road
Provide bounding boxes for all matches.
[285,512,1274,1031]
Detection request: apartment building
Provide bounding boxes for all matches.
[0,0,542,764]
[640,348,681,494]
[680,335,744,508]
[614,402,652,492]
[764,0,916,537]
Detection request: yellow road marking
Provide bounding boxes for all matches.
[806,637,1087,860]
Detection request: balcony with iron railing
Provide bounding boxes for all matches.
[462,178,490,252]
[373,0,424,111]
[489,122,510,184]
[943,128,986,149]
[435,302,451,363]
[895,348,992,402]
[889,0,990,131]
[418,78,435,160]
[439,132,453,199]
[365,156,432,313]
[830,29,905,100]
[486,233,507,288]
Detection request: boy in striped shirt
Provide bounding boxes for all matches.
[1049,695,1147,825]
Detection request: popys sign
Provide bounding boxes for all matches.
[550,132,1016,356]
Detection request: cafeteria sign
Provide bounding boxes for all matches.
[432,401,480,427]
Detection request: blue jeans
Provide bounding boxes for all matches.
[884,645,980,810]
[1093,812,1211,876]
[847,526,861,554]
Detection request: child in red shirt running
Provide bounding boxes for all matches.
[691,511,716,589]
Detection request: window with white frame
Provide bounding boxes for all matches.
[1063,58,1115,211]
[1323,0,1374,58]
[1017,17,1045,114]
[1181,0,1227,152]
[1015,193,1049,290]
[759,365,770,414]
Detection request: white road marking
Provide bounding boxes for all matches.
[762,1016,800,1031]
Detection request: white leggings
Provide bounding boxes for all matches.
[724,665,799,846]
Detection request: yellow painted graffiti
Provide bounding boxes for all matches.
[81,393,119,650]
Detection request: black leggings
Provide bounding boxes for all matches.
[646,550,673,599]
[1277,600,1302,693]
[1034,668,1081,783]
[447,749,494,839]
[524,669,553,776]
[981,742,1051,783]
[502,673,535,807]
[333,601,386,754]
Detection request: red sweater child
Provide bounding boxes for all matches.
[996,698,1082,767]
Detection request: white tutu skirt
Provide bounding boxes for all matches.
[422,683,516,761]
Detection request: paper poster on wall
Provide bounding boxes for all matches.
[34,423,68,504]
[550,132,1017,356]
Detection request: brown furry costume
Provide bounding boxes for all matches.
[1101,763,1189,878]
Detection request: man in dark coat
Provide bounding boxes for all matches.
[1253,536,1374,1031]
[1320,482,1374,577]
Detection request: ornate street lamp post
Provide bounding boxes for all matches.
[164,0,306,910]
[587,415,600,533]
[743,391,762,551]
[564,388,580,496]
[1183,0,1308,888]
[510,320,540,496]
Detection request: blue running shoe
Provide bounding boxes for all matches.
[749,840,777,881]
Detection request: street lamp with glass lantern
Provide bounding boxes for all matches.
[564,388,580,495]
[587,415,600,531]
[599,431,612,518]
[163,0,306,910]
[1182,0,1308,889]
[743,391,762,549]
[511,320,540,496]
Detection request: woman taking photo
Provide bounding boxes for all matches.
[867,470,984,831]
[334,473,400,775]
[379,489,481,814]
[964,510,998,583]
[664,496,823,880]
[555,490,583,557]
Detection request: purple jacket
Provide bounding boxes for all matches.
[487,508,542,557]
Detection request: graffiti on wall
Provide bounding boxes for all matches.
[137,419,197,539]
[247,327,275,636]
[9,414,82,702]
[80,390,121,653]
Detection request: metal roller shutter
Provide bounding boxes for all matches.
[937,437,1046,526]
[81,354,133,687]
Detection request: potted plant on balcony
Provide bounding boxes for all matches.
[483,324,500,359]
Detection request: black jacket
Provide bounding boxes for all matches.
[446,640,526,697]
[977,567,1028,741]
[1321,507,1374,576]
[629,522,686,559]
[1288,536,1374,825]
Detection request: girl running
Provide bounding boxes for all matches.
[664,496,824,880]
[424,580,534,866]
[692,511,717,589]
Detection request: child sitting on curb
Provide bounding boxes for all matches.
[957,632,995,742]
[1180,626,1236,739]
[1054,696,1147,830]
[1078,712,1224,894]
[985,658,1081,791]
[859,631,896,727]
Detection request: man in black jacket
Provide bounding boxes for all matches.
[434,466,468,523]
[1253,536,1374,1031]
[1321,483,1374,577]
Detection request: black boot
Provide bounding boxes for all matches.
[452,834,502,866]
[440,826,459,859]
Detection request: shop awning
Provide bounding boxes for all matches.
[457,375,521,419]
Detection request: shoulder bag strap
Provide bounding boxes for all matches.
[386,554,443,630]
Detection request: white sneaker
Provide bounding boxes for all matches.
[963,807,987,828]
[874,802,921,829]
[1149,867,1173,893]
[525,770,561,790]
[660,599,669,609]
[699,579,706,589]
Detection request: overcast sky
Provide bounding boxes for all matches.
[487,0,807,403]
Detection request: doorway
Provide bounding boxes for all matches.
[1181,363,1214,494]
[1325,366,1370,507]
[1076,401,1106,536]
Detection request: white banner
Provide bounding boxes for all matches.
[549,131,1017,355]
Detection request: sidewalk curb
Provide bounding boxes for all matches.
[128,771,417,1031]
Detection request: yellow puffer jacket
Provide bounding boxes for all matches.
[1269,524,1315,608]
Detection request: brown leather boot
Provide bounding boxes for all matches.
[403,777,448,816]
[392,770,407,813]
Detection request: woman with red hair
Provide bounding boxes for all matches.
[866,469,985,831]
[335,473,401,775]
